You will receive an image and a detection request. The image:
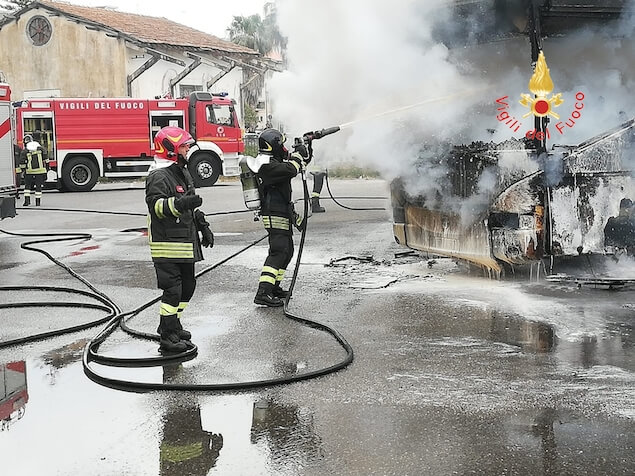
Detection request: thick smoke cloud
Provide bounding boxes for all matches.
[270,1,483,179]
[269,0,634,210]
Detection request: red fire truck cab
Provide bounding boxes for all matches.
[14,92,244,192]
[0,82,17,218]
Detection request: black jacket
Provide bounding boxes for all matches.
[258,158,300,214]
[145,163,203,263]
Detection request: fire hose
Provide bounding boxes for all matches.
[0,140,357,392]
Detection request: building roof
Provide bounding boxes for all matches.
[28,1,258,55]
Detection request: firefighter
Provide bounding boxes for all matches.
[14,143,22,199]
[604,197,635,255]
[250,128,310,307]
[145,126,214,353]
[18,134,48,206]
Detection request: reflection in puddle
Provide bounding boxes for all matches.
[40,338,90,386]
[531,408,560,476]
[42,338,89,370]
[250,397,323,472]
[0,361,28,432]
[160,366,223,476]
[489,313,556,353]
[399,299,559,354]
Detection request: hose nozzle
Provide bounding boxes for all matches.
[303,126,341,143]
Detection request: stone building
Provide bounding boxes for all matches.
[0,0,278,121]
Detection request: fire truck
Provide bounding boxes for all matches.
[13,92,244,192]
[0,82,17,219]
[0,361,28,431]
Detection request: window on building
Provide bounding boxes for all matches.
[179,84,202,98]
[26,16,52,46]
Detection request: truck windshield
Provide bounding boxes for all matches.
[206,104,235,128]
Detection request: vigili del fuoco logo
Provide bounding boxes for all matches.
[495,51,585,141]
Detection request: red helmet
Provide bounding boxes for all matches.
[154,126,194,161]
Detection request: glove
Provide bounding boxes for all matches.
[194,209,214,247]
[293,142,313,165]
[290,152,307,170]
[293,211,306,231]
[293,143,309,159]
[175,194,202,212]
[200,225,214,248]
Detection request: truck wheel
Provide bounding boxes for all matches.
[190,153,221,187]
[62,156,99,192]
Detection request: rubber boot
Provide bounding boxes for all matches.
[23,196,30,207]
[35,198,41,207]
[174,317,192,341]
[272,284,289,299]
[311,197,325,213]
[157,315,188,353]
[254,284,283,307]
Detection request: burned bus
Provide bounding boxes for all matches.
[390,1,635,279]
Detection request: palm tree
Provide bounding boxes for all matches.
[227,12,286,118]
[227,13,286,57]
[0,0,32,17]
[228,15,264,53]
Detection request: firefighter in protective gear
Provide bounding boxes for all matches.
[250,128,310,307]
[18,134,49,206]
[604,197,635,255]
[145,126,214,353]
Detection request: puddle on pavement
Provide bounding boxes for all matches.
[5,352,632,476]
[488,312,556,352]
[1,354,324,475]
[393,300,559,354]
[385,291,634,372]
[0,361,28,432]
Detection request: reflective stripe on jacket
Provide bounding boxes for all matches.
[145,164,202,263]
[257,157,300,234]
[20,149,48,175]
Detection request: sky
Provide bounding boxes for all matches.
[63,0,267,39]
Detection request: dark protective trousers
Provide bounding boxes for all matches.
[24,174,46,198]
[154,262,197,315]
[258,230,294,293]
[311,171,326,196]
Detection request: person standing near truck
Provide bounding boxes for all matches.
[145,126,215,353]
[14,143,22,199]
[18,134,48,206]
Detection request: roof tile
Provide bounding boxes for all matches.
[39,0,258,55]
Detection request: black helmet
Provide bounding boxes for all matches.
[258,128,288,160]
[23,134,33,145]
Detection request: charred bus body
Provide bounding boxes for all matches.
[392,122,635,276]
[391,0,635,277]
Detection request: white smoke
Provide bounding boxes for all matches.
[269,0,634,217]
[270,1,486,181]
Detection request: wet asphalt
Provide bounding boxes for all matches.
[0,178,633,476]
